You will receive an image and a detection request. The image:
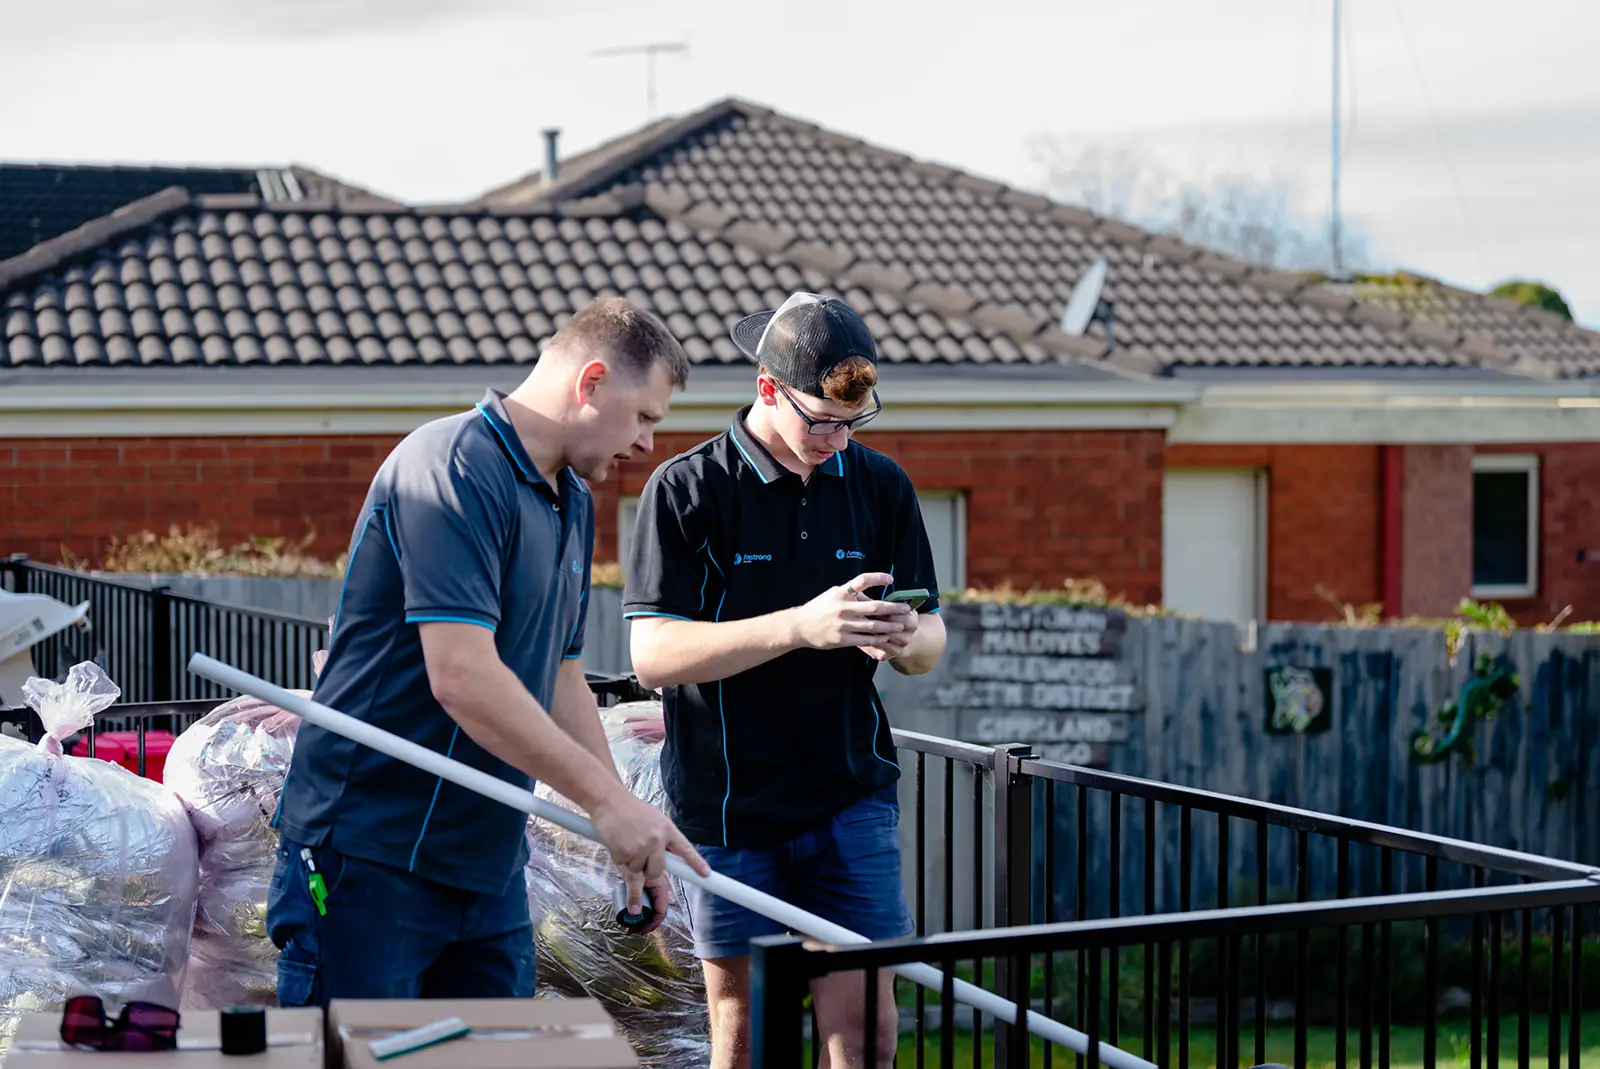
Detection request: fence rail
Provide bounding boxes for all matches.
[877,728,1600,1069]
[12,557,1600,1066]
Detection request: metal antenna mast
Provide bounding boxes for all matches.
[1331,0,1344,278]
[591,41,689,121]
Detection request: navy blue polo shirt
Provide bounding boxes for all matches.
[623,405,940,850]
[275,388,593,897]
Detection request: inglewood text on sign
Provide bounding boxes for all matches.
[932,602,1143,766]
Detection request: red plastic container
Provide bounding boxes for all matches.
[69,730,178,782]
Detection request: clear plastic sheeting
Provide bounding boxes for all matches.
[0,663,200,1043]
[164,692,305,1010]
[525,700,709,1066]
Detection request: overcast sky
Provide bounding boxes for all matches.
[3,0,1596,325]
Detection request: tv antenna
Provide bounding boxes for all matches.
[1060,257,1115,347]
[591,40,689,122]
[1330,0,1345,278]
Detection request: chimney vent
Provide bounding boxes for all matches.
[542,128,561,182]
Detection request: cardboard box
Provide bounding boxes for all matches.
[327,999,637,1069]
[5,1007,323,1068]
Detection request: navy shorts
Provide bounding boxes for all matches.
[686,784,914,960]
[265,838,535,1005]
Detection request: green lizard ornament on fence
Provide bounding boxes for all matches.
[1409,651,1520,765]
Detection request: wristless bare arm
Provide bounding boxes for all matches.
[419,622,627,813]
[629,570,912,690]
[547,655,624,785]
[416,621,710,885]
[629,610,804,689]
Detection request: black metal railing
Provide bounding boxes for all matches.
[2,556,329,704]
[1,557,654,775]
[11,556,1600,1064]
[768,734,1600,1069]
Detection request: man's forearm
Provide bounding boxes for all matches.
[630,611,801,689]
[890,613,947,675]
[433,659,626,814]
[549,659,622,784]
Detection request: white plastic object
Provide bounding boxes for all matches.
[188,654,1157,1069]
[367,1015,470,1060]
[22,660,121,755]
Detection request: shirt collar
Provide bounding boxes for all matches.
[728,405,846,484]
[476,388,557,491]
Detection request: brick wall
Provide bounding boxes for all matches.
[592,427,1168,605]
[1477,443,1600,623]
[4,429,1167,607]
[1398,444,1474,617]
[1165,443,1383,621]
[0,436,398,564]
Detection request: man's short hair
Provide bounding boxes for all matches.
[819,356,877,407]
[550,298,690,388]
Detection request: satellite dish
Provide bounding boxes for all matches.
[1060,258,1108,335]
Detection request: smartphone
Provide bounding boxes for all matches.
[885,588,929,611]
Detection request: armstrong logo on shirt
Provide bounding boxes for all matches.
[733,553,772,565]
[835,549,866,561]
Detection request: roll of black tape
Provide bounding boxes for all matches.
[220,1005,267,1056]
[611,882,655,930]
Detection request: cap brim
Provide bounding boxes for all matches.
[730,309,775,361]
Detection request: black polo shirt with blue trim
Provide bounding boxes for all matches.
[275,388,593,896]
[623,405,941,849]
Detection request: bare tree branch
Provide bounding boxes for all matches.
[1026,134,1376,274]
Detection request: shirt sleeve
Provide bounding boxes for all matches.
[623,462,710,621]
[563,494,596,659]
[388,443,511,632]
[888,468,943,614]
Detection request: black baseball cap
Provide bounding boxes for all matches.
[730,292,879,398]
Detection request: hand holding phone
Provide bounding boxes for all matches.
[885,588,929,611]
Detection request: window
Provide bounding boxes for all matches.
[1471,454,1539,598]
[617,491,967,593]
[916,490,967,594]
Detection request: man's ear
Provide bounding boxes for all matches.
[755,373,779,406]
[575,359,608,405]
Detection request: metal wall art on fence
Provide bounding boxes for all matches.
[1262,664,1334,735]
[1409,650,1521,765]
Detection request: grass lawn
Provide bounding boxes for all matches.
[873,1012,1600,1067]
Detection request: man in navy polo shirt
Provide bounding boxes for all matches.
[625,292,948,1067]
[268,298,710,1005]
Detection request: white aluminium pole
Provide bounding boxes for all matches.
[187,654,1156,1069]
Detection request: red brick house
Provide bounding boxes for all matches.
[3,102,1598,625]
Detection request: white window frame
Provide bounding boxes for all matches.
[618,494,641,565]
[1470,453,1540,599]
[916,489,968,593]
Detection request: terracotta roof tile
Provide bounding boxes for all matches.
[481,99,1578,376]
[0,191,1084,372]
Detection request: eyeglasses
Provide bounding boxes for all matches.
[774,382,882,436]
[60,995,181,1051]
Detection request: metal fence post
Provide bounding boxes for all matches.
[749,934,810,1069]
[148,585,173,702]
[991,742,1034,1067]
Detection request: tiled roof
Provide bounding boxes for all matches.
[0,163,389,263]
[1326,272,1600,380]
[484,97,1591,380]
[0,186,1119,372]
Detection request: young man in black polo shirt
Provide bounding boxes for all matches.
[625,292,947,1067]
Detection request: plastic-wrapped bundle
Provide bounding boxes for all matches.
[0,663,200,1043]
[526,700,709,1065]
[164,691,307,1010]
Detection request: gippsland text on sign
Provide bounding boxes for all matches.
[930,602,1143,767]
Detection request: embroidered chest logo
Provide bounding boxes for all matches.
[836,549,866,561]
[733,553,772,565]
[571,558,581,574]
